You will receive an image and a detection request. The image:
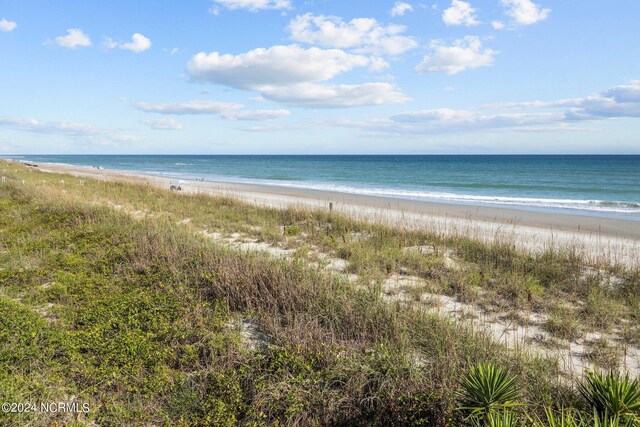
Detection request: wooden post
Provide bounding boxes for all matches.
[329,202,333,213]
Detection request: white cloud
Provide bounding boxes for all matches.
[390,2,413,17]
[143,118,183,130]
[288,14,417,56]
[246,80,640,138]
[567,81,640,120]
[482,99,581,109]
[258,82,409,108]
[500,0,550,26]
[392,108,476,123]
[54,28,92,49]
[415,36,496,75]
[188,44,409,108]
[135,100,243,114]
[121,33,152,52]
[392,108,561,127]
[484,81,640,119]
[0,18,17,32]
[0,116,136,142]
[442,0,479,26]
[105,33,152,53]
[212,0,291,12]
[604,80,640,103]
[221,109,291,120]
[333,80,640,136]
[391,80,640,132]
[188,45,379,88]
[333,109,566,136]
[368,57,391,72]
[491,20,505,30]
[135,100,291,121]
[0,116,95,135]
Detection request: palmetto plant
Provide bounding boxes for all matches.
[459,363,520,418]
[579,370,640,422]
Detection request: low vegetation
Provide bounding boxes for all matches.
[0,161,639,426]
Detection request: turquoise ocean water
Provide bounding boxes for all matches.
[6,155,640,220]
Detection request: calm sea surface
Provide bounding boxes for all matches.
[7,155,640,219]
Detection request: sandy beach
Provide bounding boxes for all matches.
[22,160,639,266]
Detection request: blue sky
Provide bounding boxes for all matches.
[1,0,639,154]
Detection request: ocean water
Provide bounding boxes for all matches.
[7,155,640,219]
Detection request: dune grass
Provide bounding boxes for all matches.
[0,161,638,426]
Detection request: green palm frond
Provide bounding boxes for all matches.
[579,370,640,421]
[458,363,521,417]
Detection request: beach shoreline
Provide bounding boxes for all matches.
[17,160,640,265]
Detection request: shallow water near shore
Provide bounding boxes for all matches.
[7,155,640,219]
